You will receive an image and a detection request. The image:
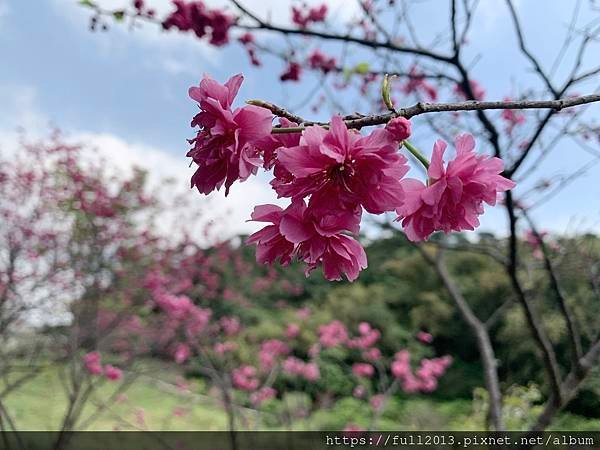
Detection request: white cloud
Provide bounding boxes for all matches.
[0,83,281,243]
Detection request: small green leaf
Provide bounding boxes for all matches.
[79,0,96,7]
[113,10,126,21]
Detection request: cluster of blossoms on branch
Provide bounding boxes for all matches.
[83,351,123,381]
[186,73,515,281]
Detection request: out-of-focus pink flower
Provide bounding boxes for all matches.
[370,394,385,411]
[280,62,302,82]
[220,316,241,336]
[454,80,485,100]
[232,365,259,391]
[401,66,438,100]
[104,365,123,381]
[319,320,348,347]
[347,323,380,349]
[162,1,235,46]
[187,74,273,196]
[307,50,337,73]
[282,357,320,381]
[352,363,375,378]
[363,348,381,361]
[302,362,320,381]
[174,343,191,364]
[259,339,290,370]
[250,386,277,406]
[214,341,237,354]
[173,405,188,417]
[291,4,327,28]
[83,351,103,376]
[285,323,301,338]
[353,385,367,398]
[417,331,433,344]
[386,117,412,141]
[501,97,526,135]
[396,134,515,241]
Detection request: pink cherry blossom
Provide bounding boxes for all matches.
[291,4,327,28]
[501,97,526,135]
[104,365,123,381]
[353,385,367,398]
[396,134,516,241]
[386,117,412,141]
[282,357,320,380]
[248,199,367,281]
[285,323,301,338]
[232,365,259,391]
[276,116,408,215]
[280,62,302,82]
[174,343,191,364]
[162,1,235,46]
[454,80,485,100]
[370,394,385,411]
[319,320,348,347]
[259,339,290,370]
[417,331,433,344]
[246,204,295,266]
[250,386,277,406]
[308,50,337,74]
[352,363,375,378]
[83,351,103,376]
[187,74,273,195]
[363,348,381,361]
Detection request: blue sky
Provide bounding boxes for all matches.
[1,0,599,238]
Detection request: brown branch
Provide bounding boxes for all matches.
[229,1,454,64]
[504,190,564,406]
[415,244,505,431]
[505,0,558,96]
[531,339,600,432]
[521,210,584,368]
[247,94,600,132]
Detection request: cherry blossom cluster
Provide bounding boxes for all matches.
[162,0,235,46]
[391,350,452,393]
[187,73,516,281]
[83,351,123,381]
[291,4,328,28]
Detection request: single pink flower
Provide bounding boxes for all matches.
[246,204,295,266]
[396,134,515,241]
[307,50,337,73]
[285,323,301,338]
[187,74,273,195]
[280,62,302,82]
[104,365,123,381]
[353,385,366,398]
[248,199,367,281]
[370,394,385,411]
[352,363,375,378]
[417,331,433,344]
[174,343,191,364]
[276,116,408,215]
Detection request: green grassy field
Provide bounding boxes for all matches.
[1,361,228,431]
[2,361,598,431]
